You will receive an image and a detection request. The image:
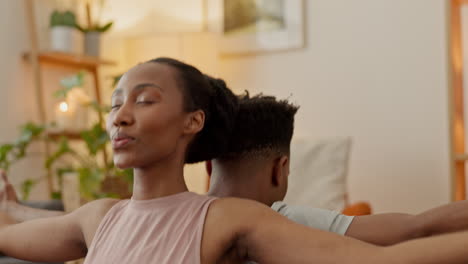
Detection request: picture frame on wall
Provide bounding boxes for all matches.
[205,0,305,55]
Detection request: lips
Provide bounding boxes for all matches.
[112,132,135,150]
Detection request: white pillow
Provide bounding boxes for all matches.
[184,162,209,194]
[284,137,352,211]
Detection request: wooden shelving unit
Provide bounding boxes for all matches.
[23,0,114,193]
[46,131,82,140]
[449,0,468,201]
[23,51,115,70]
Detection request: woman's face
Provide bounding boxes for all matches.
[107,62,191,169]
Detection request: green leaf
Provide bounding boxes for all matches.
[0,144,14,171]
[62,11,77,27]
[21,122,45,137]
[50,10,77,28]
[78,167,103,200]
[97,22,113,32]
[50,10,62,27]
[21,179,38,201]
[0,144,14,161]
[112,74,123,88]
[55,72,85,99]
[45,137,72,169]
[89,101,111,114]
[80,123,109,156]
[60,72,85,90]
[51,191,62,200]
[75,24,86,33]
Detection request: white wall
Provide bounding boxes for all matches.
[217,0,450,213]
[0,0,452,212]
[0,0,48,200]
[0,0,84,200]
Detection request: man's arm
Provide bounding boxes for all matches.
[346,200,468,245]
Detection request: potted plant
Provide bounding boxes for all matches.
[76,1,113,57]
[49,10,83,54]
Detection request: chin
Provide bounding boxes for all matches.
[113,156,135,169]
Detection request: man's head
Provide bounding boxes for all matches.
[208,93,299,206]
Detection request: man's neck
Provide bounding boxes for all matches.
[207,170,272,206]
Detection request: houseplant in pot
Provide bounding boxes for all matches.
[77,0,113,57]
[50,10,83,54]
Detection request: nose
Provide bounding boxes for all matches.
[112,103,135,128]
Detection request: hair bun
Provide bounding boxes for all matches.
[185,75,239,163]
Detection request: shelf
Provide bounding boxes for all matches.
[455,154,468,161]
[47,131,82,141]
[23,51,116,70]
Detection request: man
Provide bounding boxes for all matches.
[2,94,468,246]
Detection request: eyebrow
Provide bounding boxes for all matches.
[112,83,164,98]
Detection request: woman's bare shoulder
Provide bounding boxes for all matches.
[72,198,121,219]
[71,198,121,246]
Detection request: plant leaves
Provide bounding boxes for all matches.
[45,137,72,169]
[50,191,62,200]
[78,167,103,200]
[89,101,111,114]
[112,74,123,88]
[50,10,77,28]
[80,123,109,156]
[55,72,85,99]
[21,179,38,201]
[97,22,113,32]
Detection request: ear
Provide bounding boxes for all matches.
[271,155,289,187]
[205,160,212,177]
[183,110,205,135]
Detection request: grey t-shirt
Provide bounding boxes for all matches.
[271,201,355,235]
[244,201,354,264]
[246,202,355,263]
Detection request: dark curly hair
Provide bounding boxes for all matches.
[147,57,239,163]
[218,93,299,161]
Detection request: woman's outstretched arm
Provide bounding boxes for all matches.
[0,198,118,263]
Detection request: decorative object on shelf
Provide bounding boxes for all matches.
[53,72,92,132]
[55,100,74,132]
[206,0,305,55]
[76,0,113,57]
[49,10,83,54]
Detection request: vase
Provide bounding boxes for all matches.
[50,26,83,54]
[84,31,101,57]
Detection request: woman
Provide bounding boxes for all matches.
[2,58,468,263]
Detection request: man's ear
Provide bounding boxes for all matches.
[272,155,289,187]
[184,110,205,135]
[205,160,212,177]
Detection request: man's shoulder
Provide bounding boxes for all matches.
[270,201,354,234]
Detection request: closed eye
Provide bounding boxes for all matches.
[136,101,155,105]
[111,104,122,109]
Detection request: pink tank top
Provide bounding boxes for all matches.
[84,192,217,264]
